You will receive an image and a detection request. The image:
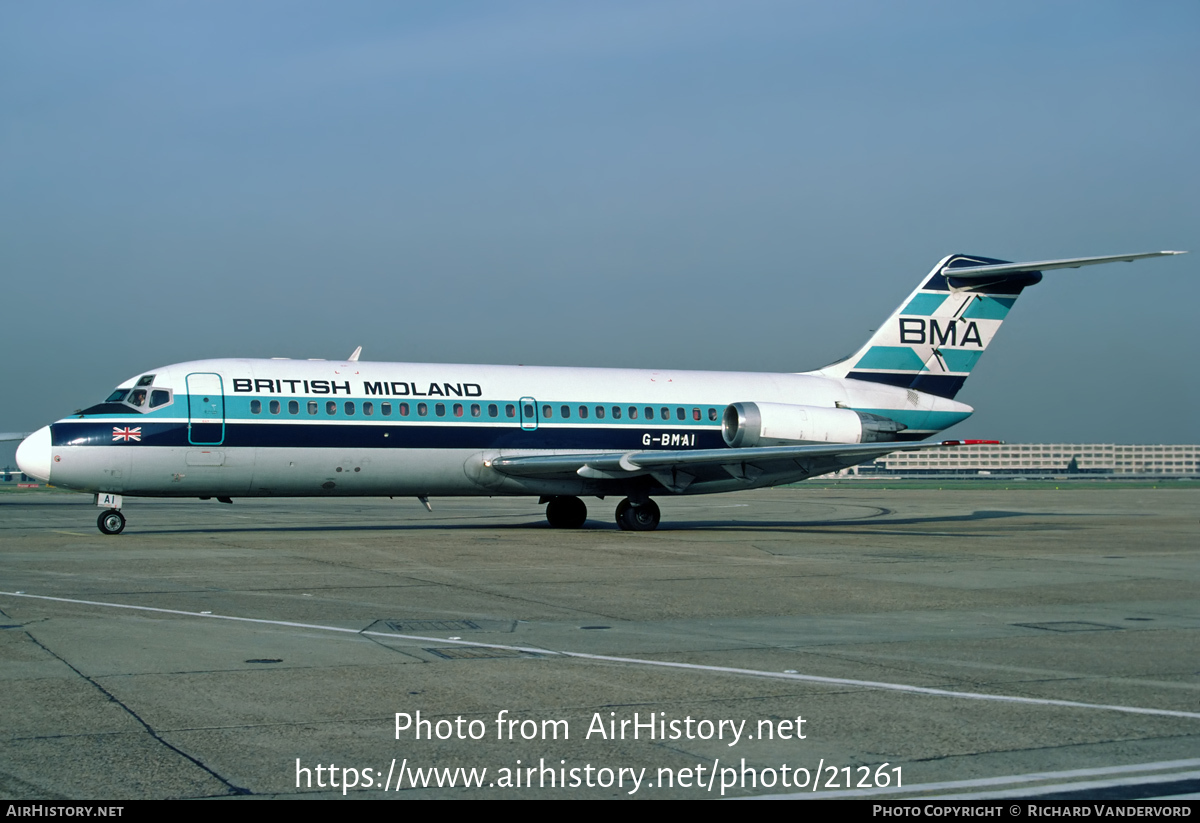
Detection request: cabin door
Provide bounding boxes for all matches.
[186,373,226,445]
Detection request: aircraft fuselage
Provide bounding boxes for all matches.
[37,358,972,501]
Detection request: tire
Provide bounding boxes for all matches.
[546,496,587,529]
[97,510,126,535]
[616,498,660,531]
[615,498,632,530]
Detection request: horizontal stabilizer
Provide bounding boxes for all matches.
[942,251,1186,279]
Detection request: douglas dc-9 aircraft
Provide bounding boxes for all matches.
[16,250,1184,535]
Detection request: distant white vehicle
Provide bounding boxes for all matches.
[16,251,1184,534]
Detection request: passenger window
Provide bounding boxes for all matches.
[308,401,318,415]
[382,402,392,416]
[612,406,621,419]
[661,407,670,420]
[488,403,498,417]
[524,403,534,418]
[560,405,570,418]
[345,401,355,415]
[363,401,374,416]
[326,401,337,415]
[693,408,701,421]
[288,400,299,414]
[149,390,171,409]
[435,403,445,417]
[506,404,515,418]
[645,407,654,420]
[579,405,589,419]
[399,403,410,417]
[542,405,552,418]
[453,403,464,417]
[628,406,638,420]
[471,404,481,417]
[596,406,605,419]
[708,408,718,421]
[270,400,281,415]
[251,400,262,414]
[676,407,685,420]
[418,403,428,416]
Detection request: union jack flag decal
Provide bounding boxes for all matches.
[112,427,142,442]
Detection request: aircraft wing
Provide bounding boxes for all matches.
[0,432,31,442]
[488,439,998,490]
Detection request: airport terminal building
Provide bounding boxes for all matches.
[848,443,1199,478]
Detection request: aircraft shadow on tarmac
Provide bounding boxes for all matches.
[109,507,1109,536]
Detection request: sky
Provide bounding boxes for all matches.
[2,0,1197,466]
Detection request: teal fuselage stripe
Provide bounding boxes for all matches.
[75,397,971,438]
[82,397,729,426]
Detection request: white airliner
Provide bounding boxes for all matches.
[16,251,1184,535]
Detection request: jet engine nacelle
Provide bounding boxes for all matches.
[722,401,906,447]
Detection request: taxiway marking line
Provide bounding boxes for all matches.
[930,769,1200,800]
[4,591,1200,721]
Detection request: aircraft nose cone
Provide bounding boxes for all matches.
[16,426,52,482]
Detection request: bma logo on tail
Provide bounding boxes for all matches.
[899,318,984,347]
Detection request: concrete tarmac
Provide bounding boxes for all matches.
[1,487,1197,799]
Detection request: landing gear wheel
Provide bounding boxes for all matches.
[615,498,660,531]
[97,510,126,535]
[546,496,587,528]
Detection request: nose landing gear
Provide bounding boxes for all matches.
[97,509,126,535]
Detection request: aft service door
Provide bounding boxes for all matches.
[186,373,225,445]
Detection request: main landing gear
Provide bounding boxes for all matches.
[545,496,588,529]
[97,509,126,535]
[543,496,661,531]
[615,498,660,531]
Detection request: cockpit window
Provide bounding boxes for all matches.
[136,375,155,387]
[95,385,173,413]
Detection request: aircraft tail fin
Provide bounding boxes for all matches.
[813,251,1185,400]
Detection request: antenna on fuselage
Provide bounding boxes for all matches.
[347,346,362,362]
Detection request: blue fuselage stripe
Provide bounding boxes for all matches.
[52,421,726,451]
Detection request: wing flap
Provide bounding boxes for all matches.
[488,440,1000,480]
